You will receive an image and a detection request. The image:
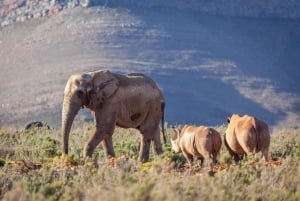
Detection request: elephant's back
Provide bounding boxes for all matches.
[116,73,159,90]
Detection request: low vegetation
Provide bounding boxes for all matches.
[0,121,299,201]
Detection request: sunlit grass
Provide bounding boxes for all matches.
[0,122,299,201]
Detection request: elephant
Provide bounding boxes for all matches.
[61,70,166,162]
[171,125,222,168]
[224,114,270,162]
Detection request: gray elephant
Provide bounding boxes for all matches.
[62,70,166,162]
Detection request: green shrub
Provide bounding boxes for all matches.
[0,123,299,201]
[40,136,60,157]
[0,158,5,167]
[270,129,300,160]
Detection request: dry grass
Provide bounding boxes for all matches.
[0,122,299,201]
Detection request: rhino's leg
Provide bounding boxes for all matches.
[211,153,218,165]
[183,152,193,168]
[196,157,204,168]
[261,147,269,162]
[233,154,241,163]
[224,133,241,164]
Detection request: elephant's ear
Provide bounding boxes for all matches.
[92,70,119,107]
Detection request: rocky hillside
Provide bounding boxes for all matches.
[1,0,300,28]
[0,0,79,27]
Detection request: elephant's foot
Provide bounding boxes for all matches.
[81,156,99,167]
[84,144,96,159]
[139,148,150,163]
[139,154,150,163]
[101,137,116,159]
[153,146,163,155]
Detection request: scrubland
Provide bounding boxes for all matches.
[1,2,300,201]
[0,122,299,201]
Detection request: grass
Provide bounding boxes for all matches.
[0,121,299,201]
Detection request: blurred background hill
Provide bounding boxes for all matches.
[0,0,299,129]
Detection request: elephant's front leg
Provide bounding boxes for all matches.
[84,109,116,159]
[84,111,104,158]
[139,135,151,162]
[84,129,106,158]
[101,136,115,158]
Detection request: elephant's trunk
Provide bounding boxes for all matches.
[61,97,80,155]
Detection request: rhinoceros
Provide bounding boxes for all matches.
[171,125,222,168]
[225,114,270,162]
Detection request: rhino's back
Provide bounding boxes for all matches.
[180,125,214,157]
[182,125,210,137]
[235,115,256,133]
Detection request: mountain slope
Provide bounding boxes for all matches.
[0,5,299,129]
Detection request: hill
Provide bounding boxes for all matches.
[0,2,300,129]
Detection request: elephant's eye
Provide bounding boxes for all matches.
[77,90,84,98]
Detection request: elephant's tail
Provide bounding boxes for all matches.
[161,101,167,144]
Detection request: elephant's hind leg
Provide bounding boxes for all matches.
[152,126,163,155]
[138,116,163,162]
[101,136,116,158]
[139,134,151,162]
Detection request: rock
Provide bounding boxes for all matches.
[25,121,51,130]
[49,6,62,15]
[16,15,26,22]
[27,13,33,19]
[79,0,90,8]
[41,9,49,17]
[16,0,26,8]
[50,0,56,7]
[1,20,10,27]
[33,12,42,19]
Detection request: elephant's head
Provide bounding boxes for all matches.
[62,70,119,155]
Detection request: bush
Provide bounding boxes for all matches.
[0,158,5,167]
[0,123,299,201]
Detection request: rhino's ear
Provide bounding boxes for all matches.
[170,139,176,146]
[227,117,231,123]
[175,128,181,135]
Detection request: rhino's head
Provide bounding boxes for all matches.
[171,128,182,153]
[170,138,181,153]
